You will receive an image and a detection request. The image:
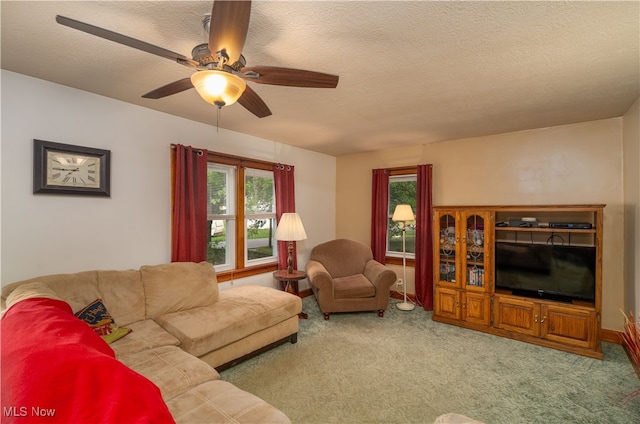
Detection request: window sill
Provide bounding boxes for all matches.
[216,263,279,282]
[385,256,415,267]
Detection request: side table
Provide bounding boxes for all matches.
[273,270,308,319]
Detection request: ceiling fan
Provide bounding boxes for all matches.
[55,0,339,118]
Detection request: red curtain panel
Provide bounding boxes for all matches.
[370,168,390,264]
[274,164,297,270]
[415,164,434,310]
[172,144,208,262]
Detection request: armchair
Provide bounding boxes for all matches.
[306,239,397,320]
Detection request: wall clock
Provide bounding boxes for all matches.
[33,139,111,196]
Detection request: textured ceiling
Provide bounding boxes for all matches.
[2,1,639,156]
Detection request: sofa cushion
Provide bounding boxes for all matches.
[118,345,220,401]
[155,285,301,358]
[141,262,219,319]
[111,319,180,357]
[333,274,376,299]
[166,380,291,424]
[74,298,132,344]
[97,269,145,326]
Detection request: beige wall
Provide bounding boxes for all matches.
[623,97,640,316]
[337,118,625,331]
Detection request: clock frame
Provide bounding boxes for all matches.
[33,139,111,196]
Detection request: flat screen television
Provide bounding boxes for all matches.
[494,242,596,302]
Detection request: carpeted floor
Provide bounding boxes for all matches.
[220,296,640,423]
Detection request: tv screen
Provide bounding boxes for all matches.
[495,242,596,302]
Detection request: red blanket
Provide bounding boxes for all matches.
[1,298,175,423]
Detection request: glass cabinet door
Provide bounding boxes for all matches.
[436,212,458,287]
[461,212,490,292]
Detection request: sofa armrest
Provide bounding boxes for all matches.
[306,260,333,291]
[5,282,62,311]
[364,260,397,291]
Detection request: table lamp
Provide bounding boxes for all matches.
[275,212,307,274]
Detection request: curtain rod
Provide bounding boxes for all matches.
[170,143,283,169]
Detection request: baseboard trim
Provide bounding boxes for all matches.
[299,288,313,298]
[602,328,622,345]
[390,290,417,303]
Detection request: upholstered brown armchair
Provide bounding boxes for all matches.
[306,239,397,320]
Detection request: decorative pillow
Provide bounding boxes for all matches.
[75,299,132,344]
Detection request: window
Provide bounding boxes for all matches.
[244,168,276,265]
[206,152,277,279]
[207,163,236,270]
[387,172,417,258]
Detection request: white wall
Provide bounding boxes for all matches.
[0,71,336,289]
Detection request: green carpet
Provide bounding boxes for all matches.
[220,296,640,423]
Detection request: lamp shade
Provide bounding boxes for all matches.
[190,70,246,107]
[392,204,415,222]
[275,213,307,241]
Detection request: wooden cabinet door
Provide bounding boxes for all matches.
[541,305,598,349]
[462,292,491,326]
[434,287,460,320]
[494,296,540,337]
[434,210,461,288]
[460,210,492,293]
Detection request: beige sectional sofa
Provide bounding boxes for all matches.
[1,261,302,423]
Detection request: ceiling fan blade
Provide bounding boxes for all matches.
[237,85,272,118]
[241,67,339,88]
[208,0,251,64]
[142,78,194,99]
[56,15,198,69]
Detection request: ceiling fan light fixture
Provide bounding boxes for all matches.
[190,70,246,108]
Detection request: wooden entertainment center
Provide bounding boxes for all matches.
[432,205,604,359]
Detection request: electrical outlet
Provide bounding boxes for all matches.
[396,279,403,288]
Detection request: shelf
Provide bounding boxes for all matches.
[495,227,596,234]
[439,242,456,251]
[465,245,485,253]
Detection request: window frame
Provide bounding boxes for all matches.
[386,167,417,267]
[206,151,279,282]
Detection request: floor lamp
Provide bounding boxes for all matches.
[274,212,307,274]
[392,204,415,311]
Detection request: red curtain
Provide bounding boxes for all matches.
[171,145,209,262]
[371,168,389,263]
[274,164,297,270]
[414,164,434,310]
